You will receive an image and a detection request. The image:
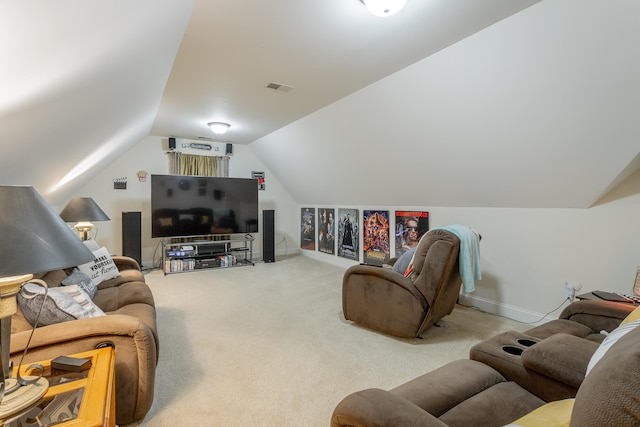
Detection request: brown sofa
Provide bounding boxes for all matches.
[469,300,634,402]
[332,300,640,426]
[10,256,158,425]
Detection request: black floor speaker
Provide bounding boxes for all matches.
[122,211,142,266]
[262,210,275,263]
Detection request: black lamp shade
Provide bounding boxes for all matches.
[59,197,110,222]
[0,186,95,276]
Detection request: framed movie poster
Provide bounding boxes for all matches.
[338,208,359,261]
[363,210,390,266]
[317,208,335,255]
[395,211,429,257]
[300,208,316,250]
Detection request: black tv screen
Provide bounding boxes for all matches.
[151,174,259,238]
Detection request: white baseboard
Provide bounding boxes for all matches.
[458,293,564,326]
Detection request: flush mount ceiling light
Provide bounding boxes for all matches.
[208,122,231,135]
[359,0,407,17]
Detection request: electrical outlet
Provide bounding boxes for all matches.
[565,281,582,301]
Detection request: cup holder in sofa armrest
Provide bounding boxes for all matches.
[501,345,524,356]
[516,338,538,347]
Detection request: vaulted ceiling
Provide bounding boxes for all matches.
[2,0,638,208]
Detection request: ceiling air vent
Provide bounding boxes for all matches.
[266,82,294,93]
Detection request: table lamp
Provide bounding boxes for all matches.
[0,186,95,418]
[59,197,110,240]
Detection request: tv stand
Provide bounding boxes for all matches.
[162,235,255,275]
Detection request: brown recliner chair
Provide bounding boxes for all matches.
[342,228,468,338]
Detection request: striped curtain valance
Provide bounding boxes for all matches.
[166,152,229,177]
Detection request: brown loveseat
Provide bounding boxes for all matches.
[10,255,158,425]
[332,300,640,426]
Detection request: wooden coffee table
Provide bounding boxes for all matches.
[0,347,115,427]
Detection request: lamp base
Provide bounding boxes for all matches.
[73,222,94,241]
[0,377,49,419]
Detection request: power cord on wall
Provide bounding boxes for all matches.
[153,240,164,270]
[519,297,571,325]
[277,236,288,257]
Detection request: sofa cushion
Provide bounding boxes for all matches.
[93,281,155,312]
[78,247,120,285]
[34,269,68,288]
[504,398,574,427]
[61,268,97,298]
[97,269,145,290]
[17,282,97,326]
[524,319,594,341]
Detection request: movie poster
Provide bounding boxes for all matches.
[300,208,316,250]
[317,208,335,254]
[363,210,390,266]
[338,208,359,261]
[395,211,429,257]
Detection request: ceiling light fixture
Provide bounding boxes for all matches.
[208,122,231,135]
[359,0,407,17]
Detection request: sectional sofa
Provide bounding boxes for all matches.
[332,300,640,426]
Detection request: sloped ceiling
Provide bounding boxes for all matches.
[251,0,640,208]
[0,0,194,205]
[2,0,638,209]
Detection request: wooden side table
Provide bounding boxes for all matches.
[0,347,116,427]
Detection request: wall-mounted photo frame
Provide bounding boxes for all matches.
[317,208,335,255]
[363,210,389,266]
[395,211,429,257]
[338,208,359,261]
[300,208,316,250]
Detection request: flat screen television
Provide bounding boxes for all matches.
[151,174,259,238]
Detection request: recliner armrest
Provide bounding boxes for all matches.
[343,264,427,306]
[559,300,634,333]
[521,333,599,389]
[331,388,448,427]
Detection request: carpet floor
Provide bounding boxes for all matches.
[126,255,527,427]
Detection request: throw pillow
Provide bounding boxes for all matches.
[77,247,120,286]
[61,268,97,299]
[585,318,640,376]
[392,247,416,276]
[620,305,640,325]
[17,282,93,327]
[503,399,574,427]
[56,285,106,318]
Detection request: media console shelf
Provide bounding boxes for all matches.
[162,234,255,274]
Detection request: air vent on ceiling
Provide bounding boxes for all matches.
[266,82,294,93]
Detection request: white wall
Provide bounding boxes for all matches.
[71,136,640,324]
[298,170,640,323]
[71,135,299,268]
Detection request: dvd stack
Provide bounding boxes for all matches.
[164,258,196,273]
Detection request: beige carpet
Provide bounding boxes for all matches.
[126,255,527,427]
